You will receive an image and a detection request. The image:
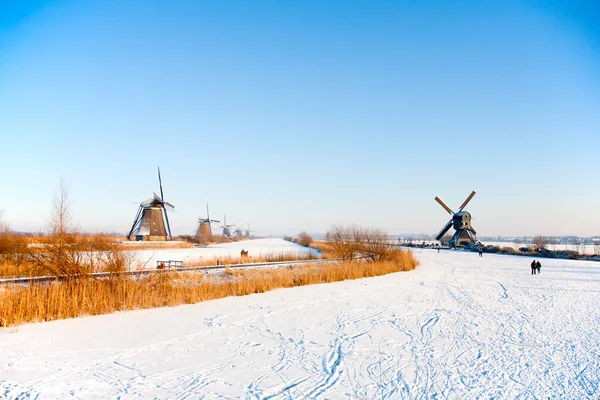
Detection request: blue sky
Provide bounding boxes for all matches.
[1,0,599,237]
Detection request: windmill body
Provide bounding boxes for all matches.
[220,215,234,237]
[197,203,220,239]
[128,168,175,241]
[434,191,478,247]
[232,223,245,237]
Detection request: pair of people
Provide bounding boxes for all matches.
[530,260,541,275]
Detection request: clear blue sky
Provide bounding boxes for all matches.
[1,0,599,237]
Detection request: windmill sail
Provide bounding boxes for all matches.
[434,191,478,247]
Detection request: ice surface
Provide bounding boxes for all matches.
[131,238,319,269]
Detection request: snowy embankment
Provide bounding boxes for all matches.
[1,249,599,398]
[131,238,319,269]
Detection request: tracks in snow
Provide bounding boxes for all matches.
[2,250,600,398]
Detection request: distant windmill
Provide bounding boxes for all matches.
[197,203,220,238]
[245,224,254,237]
[232,223,245,237]
[219,214,235,237]
[434,191,477,247]
[127,167,175,241]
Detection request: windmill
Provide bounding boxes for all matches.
[232,223,245,237]
[245,224,254,237]
[219,215,235,237]
[197,203,220,238]
[434,191,477,248]
[127,167,175,241]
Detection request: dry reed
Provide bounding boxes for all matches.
[0,250,417,327]
[183,250,319,268]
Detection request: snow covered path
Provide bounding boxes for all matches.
[1,249,600,399]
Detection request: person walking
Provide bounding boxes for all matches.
[536,260,541,274]
[478,248,483,257]
[531,260,537,275]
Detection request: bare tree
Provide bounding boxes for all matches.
[325,224,356,260]
[533,235,547,250]
[325,224,401,262]
[50,179,72,239]
[359,228,395,262]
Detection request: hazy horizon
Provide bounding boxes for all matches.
[1,1,599,238]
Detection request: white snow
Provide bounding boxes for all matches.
[1,249,599,398]
[131,238,319,269]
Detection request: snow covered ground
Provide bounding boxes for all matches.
[1,249,599,399]
[131,238,319,269]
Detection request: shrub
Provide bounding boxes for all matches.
[297,231,313,247]
[485,246,500,254]
[501,247,519,255]
[325,224,403,262]
[177,234,198,243]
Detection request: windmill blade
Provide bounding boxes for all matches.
[458,191,476,211]
[164,202,175,212]
[153,192,162,202]
[435,219,454,241]
[127,207,143,240]
[140,198,154,206]
[157,166,164,201]
[435,196,454,215]
[163,208,173,240]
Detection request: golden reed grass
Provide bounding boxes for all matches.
[180,251,319,269]
[118,240,195,250]
[0,250,417,327]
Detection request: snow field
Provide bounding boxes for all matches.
[1,249,599,398]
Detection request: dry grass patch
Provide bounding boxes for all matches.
[117,240,195,250]
[310,241,336,258]
[0,250,418,327]
[185,250,319,268]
